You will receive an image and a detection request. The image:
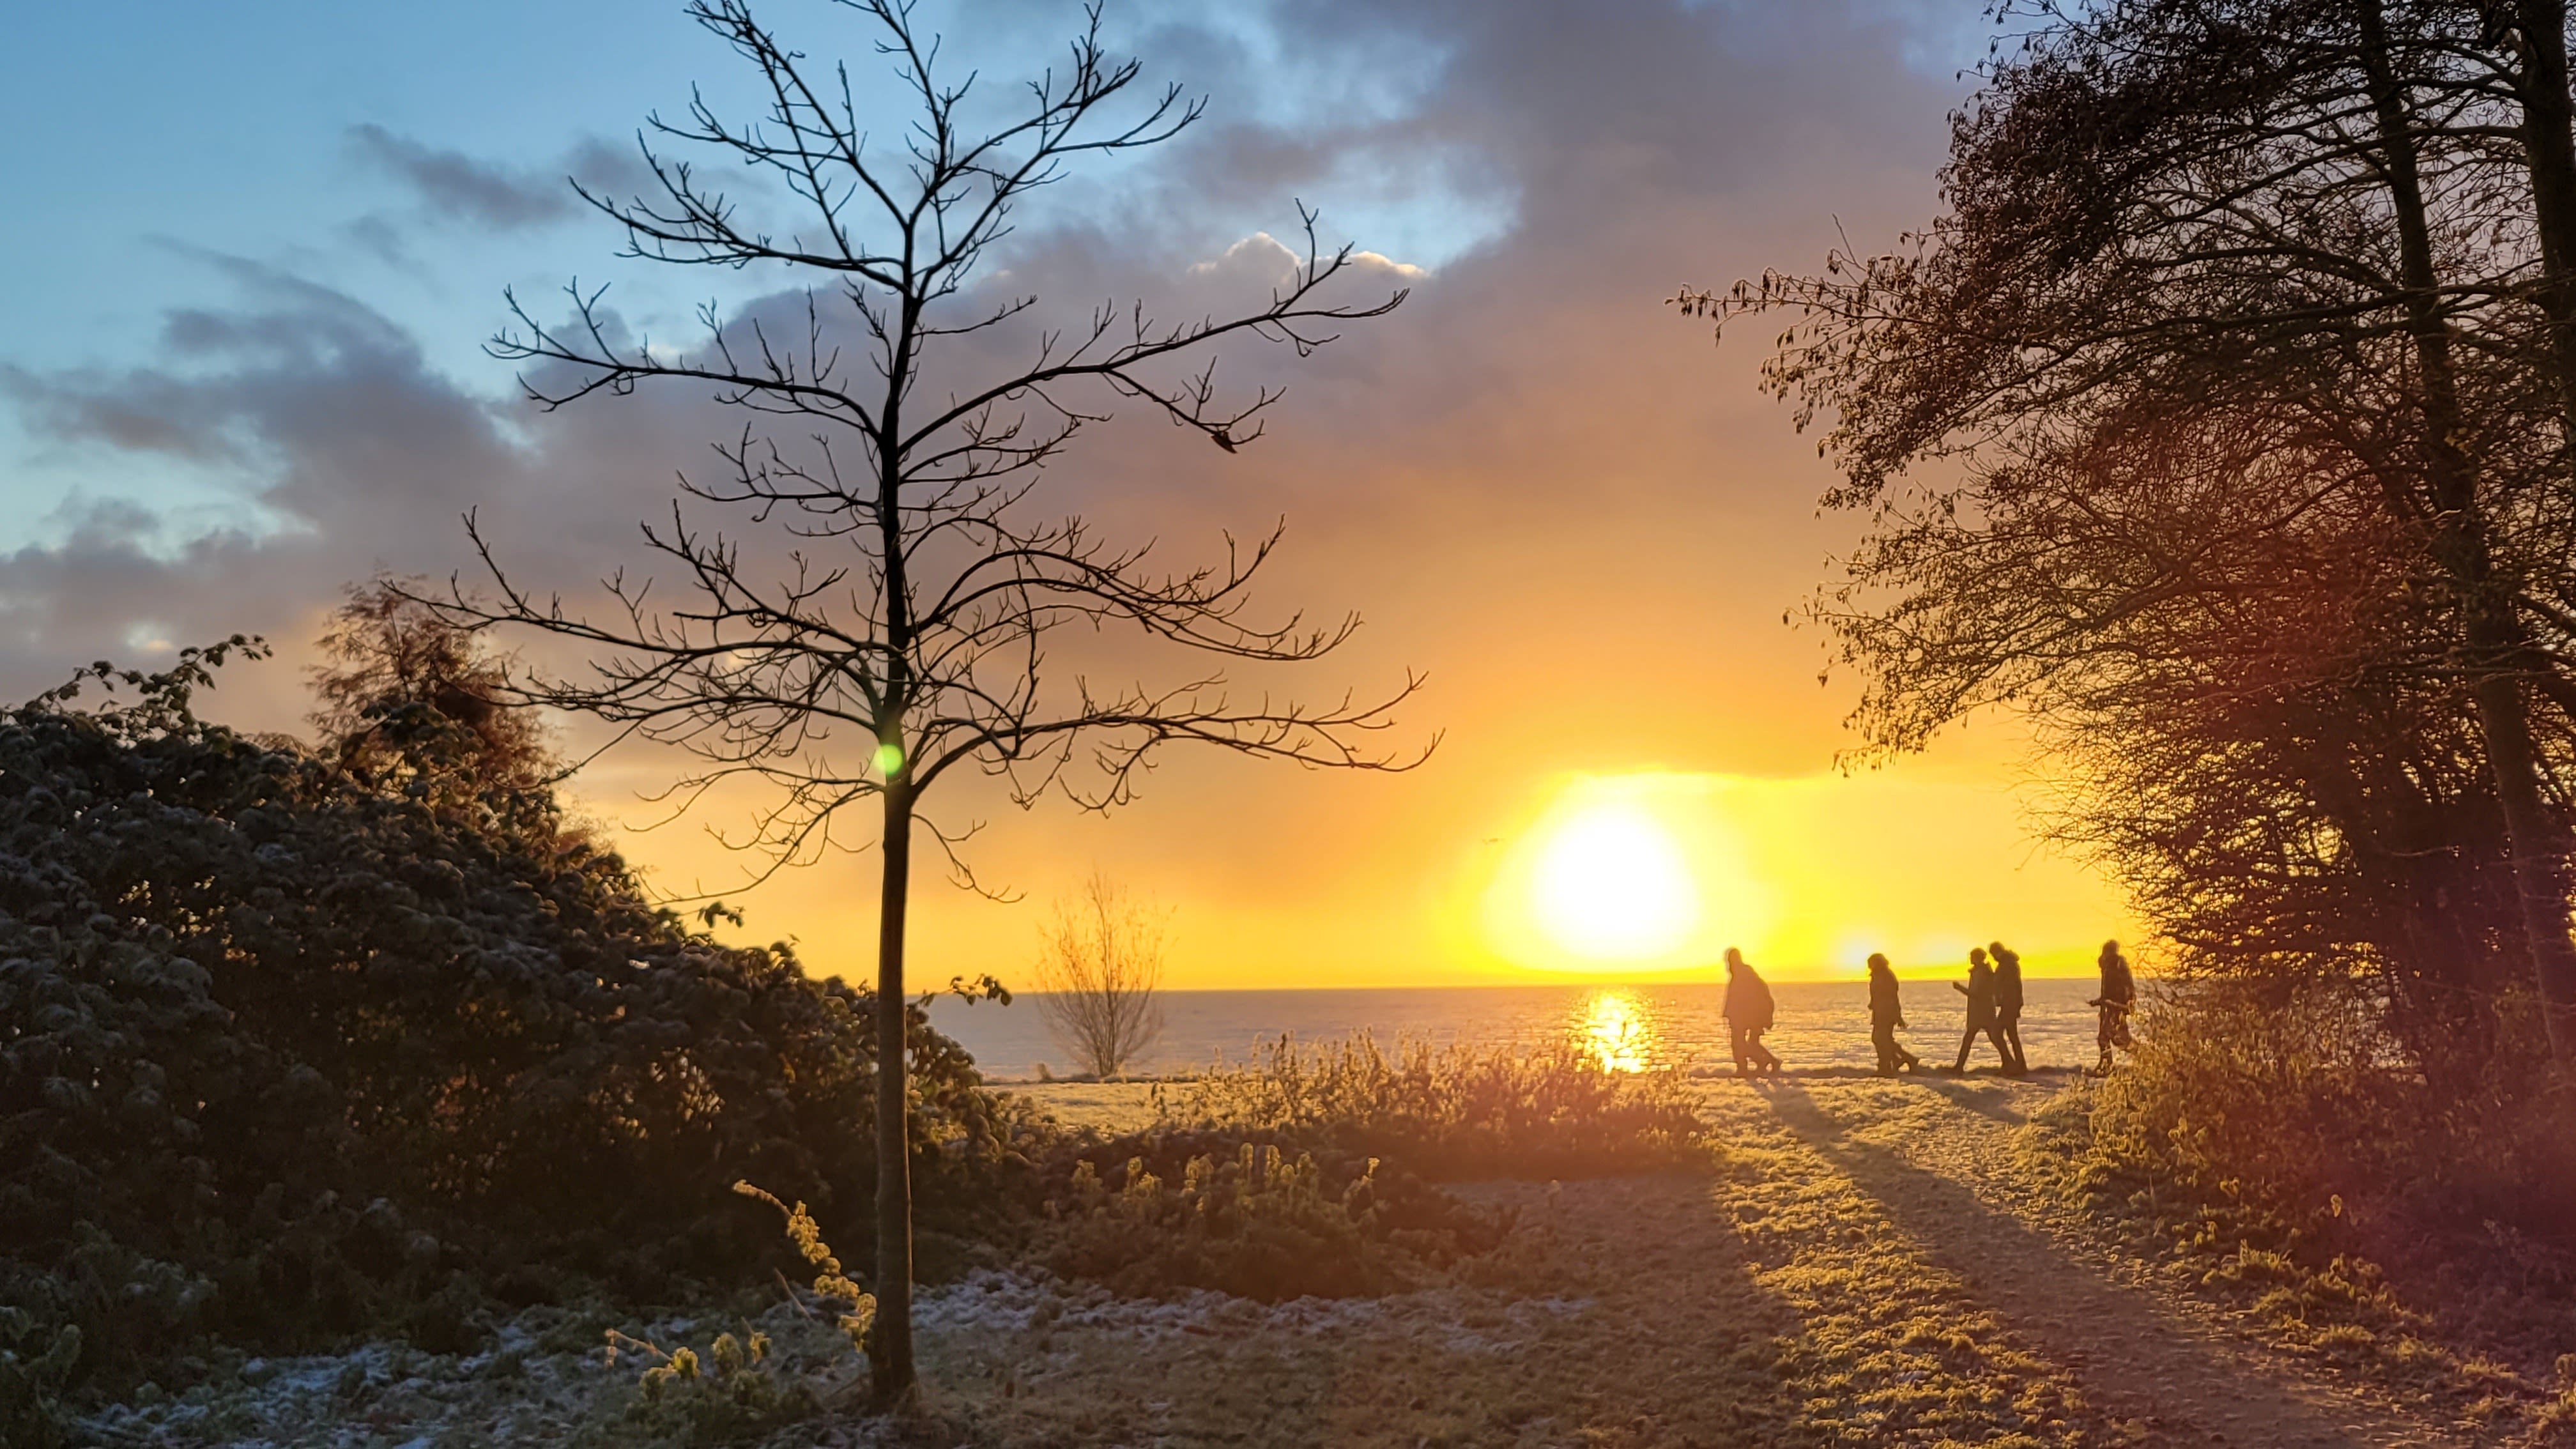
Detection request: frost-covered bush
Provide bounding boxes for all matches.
[1156,1032,1707,1179]
[1034,1133,1514,1301]
[0,642,1017,1395]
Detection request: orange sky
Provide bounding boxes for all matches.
[0,0,2143,988]
[571,691,2138,990]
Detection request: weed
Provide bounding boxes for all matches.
[1155,1031,1706,1179]
[731,1183,875,1358]
[1036,1138,1513,1300]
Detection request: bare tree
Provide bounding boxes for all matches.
[1032,871,1168,1078]
[425,0,1428,1405]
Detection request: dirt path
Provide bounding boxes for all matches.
[1714,1075,2475,1448]
[101,1080,2499,1446]
[885,1077,2489,1448]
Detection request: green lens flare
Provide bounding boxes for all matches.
[873,742,904,776]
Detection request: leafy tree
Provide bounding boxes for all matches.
[1682,0,2576,1064]
[430,0,1426,1402]
[310,576,555,793]
[1834,390,2538,1066]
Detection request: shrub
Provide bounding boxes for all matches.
[2081,983,2576,1255]
[0,645,1020,1397]
[0,1310,79,1449]
[1153,1031,1708,1179]
[2039,980,2576,1422]
[603,1326,820,1447]
[1010,1033,1699,1301]
[1032,1134,1514,1301]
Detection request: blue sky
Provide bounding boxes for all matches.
[0,0,2117,986]
[5,2,1477,553]
[0,0,1983,554]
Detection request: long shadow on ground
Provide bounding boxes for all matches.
[1751,1081,2458,1449]
[914,1171,1818,1448]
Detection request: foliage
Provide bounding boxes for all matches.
[732,1183,875,1358]
[2024,988,2576,1436]
[0,1311,79,1449]
[604,1324,823,1447]
[1154,1032,1708,1179]
[1681,0,2576,1063]
[0,643,1018,1399]
[1031,871,1168,1079]
[1008,1032,1700,1303]
[1033,1136,1512,1301]
[311,576,555,794]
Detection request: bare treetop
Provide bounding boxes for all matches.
[435,1,1427,1402]
[447,0,1430,894]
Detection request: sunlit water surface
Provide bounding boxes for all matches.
[928,978,2110,1081]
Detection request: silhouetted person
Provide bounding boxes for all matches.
[1722,946,1782,1078]
[1988,939,2029,1075]
[1949,947,2012,1073]
[1866,953,1920,1076]
[2089,939,2136,1075]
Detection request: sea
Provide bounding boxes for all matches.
[927,976,2111,1082]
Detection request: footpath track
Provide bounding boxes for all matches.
[1708,1075,2470,1449]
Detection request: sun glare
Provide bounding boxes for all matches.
[1469,773,1779,976]
[1531,804,1700,960]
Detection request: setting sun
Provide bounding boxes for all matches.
[1533,804,1700,959]
[1475,774,1784,974]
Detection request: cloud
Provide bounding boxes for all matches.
[0,0,2006,982]
[346,124,648,231]
[348,123,579,229]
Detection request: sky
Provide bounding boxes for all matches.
[0,0,2140,988]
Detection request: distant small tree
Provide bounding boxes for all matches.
[1033,871,1168,1078]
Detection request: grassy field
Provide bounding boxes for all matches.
[83,1074,2564,1448]
[900,1074,2474,1448]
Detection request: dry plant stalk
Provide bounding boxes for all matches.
[733,1182,875,1356]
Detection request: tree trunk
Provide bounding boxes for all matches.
[2503,0,2576,1059]
[2510,0,2576,437]
[2365,0,2576,1065]
[870,778,917,1407]
[2465,661,2576,1060]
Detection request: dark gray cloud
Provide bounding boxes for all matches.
[346,123,648,231]
[0,0,1966,785]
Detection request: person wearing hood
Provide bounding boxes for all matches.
[1866,953,1921,1077]
[1722,946,1783,1078]
[1987,940,2030,1076]
[2089,939,2136,1075]
[1949,947,2012,1073]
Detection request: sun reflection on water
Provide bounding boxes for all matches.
[1575,990,1661,1073]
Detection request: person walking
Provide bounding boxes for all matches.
[1866,953,1921,1076]
[1722,946,1783,1078]
[1949,947,2012,1073]
[1988,940,2029,1076]
[2089,939,2136,1075]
